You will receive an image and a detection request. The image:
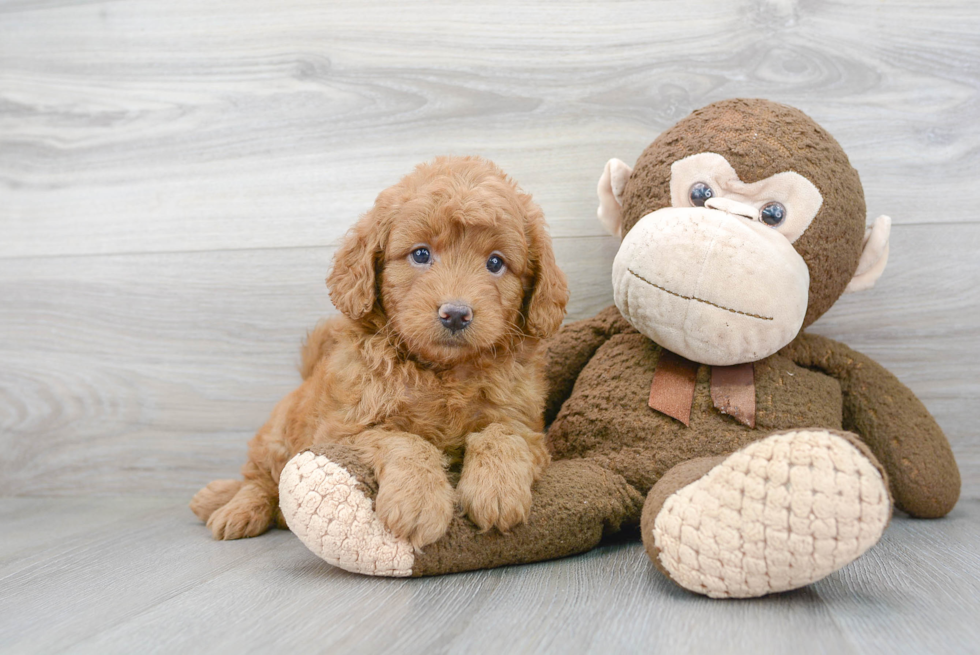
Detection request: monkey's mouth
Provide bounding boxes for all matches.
[627,268,773,321]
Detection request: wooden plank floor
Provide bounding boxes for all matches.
[1,496,978,654]
[2,0,979,652]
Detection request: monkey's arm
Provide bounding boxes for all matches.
[543,305,630,426]
[781,332,960,518]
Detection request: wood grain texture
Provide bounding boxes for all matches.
[1,0,979,258]
[1,1,979,651]
[0,497,978,654]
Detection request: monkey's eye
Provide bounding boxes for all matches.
[689,182,713,207]
[410,247,431,265]
[486,253,505,275]
[760,202,787,227]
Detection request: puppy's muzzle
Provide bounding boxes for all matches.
[438,302,473,334]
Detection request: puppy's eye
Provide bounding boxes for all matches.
[486,254,505,275]
[410,247,431,265]
[760,202,787,227]
[689,182,713,207]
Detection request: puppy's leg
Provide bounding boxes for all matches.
[457,423,550,532]
[205,451,284,540]
[205,402,296,540]
[190,479,243,522]
[349,430,455,550]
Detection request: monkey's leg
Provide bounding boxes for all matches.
[784,332,960,517]
[278,444,643,577]
[641,429,892,599]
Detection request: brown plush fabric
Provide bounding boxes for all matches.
[542,305,633,425]
[545,310,953,520]
[411,459,643,576]
[781,333,960,517]
[539,100,957,542]
[546,316,844,496]
[620,98,867,328]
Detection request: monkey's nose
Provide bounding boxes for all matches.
[438,303,473,333]
[704,197,760,221]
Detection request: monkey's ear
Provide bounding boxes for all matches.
[844,215,891,294]
[597,158,632,239]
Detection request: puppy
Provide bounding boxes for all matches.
[191,156,569,548]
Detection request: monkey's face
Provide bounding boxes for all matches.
[599,99,887,367]
[612,152,825,366]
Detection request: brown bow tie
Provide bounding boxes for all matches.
[648,350,756,428]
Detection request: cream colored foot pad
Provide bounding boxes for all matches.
[653,431,890,598]
[279,451,414,577]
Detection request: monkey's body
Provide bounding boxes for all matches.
[545,305,959,520]
[537,305,958,597]
[546,307,844,496]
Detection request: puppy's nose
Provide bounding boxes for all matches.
[438,303,473,333]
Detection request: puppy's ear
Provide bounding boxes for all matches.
[523,203,569,339]
[327,209,385,321]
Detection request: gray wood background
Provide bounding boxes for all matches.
[1,1,978,653]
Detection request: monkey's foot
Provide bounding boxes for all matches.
[279,446,414,577]
[643,430,891,598]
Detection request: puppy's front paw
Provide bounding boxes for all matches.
[375,467,454,550]
[206,485,275,540]
[458,455,534,533]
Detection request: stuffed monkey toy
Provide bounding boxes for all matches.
[278,99,960,598]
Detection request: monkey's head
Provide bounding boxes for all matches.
[598,98,891,366]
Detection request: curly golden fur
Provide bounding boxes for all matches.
[191,157,569,548]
